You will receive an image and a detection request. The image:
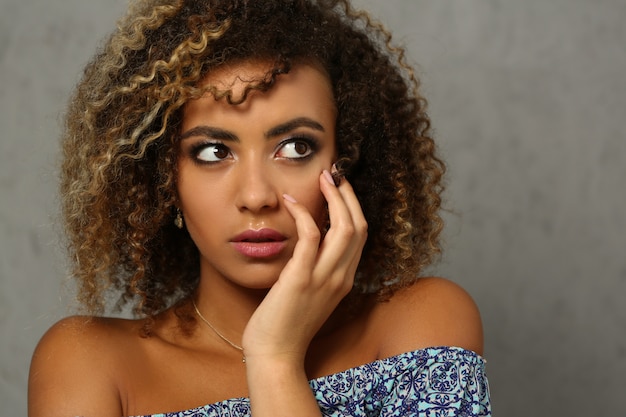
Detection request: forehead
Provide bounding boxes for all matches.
[199,59,333,104]
[181,60,336,130]
[200,60,273,100]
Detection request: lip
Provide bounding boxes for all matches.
[230,228,288,258]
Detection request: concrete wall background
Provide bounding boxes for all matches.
[1,0,624,416]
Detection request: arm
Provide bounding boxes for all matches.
[243,170,367,417]
[28,316,123,417]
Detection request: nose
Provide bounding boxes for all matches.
[234,161,279,213]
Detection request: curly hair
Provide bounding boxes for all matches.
[61,0,445,320]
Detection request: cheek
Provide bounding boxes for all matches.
[306,193,328,228]
[176,167,227,233]
[288,175,327,227]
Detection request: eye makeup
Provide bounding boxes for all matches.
[185,133,322,166]
[274,135,320,161]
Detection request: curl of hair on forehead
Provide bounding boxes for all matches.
[197,57,293,106]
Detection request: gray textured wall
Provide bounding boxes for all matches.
[1,1,624,416]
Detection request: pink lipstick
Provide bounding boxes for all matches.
[230,228,287,258]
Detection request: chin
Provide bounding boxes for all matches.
[229,264,285,290]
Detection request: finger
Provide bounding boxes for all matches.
[320,172,367,249]
[319,170,354,235]
[334,176,368,237]
[318,174,355,254]
[282,194,321,272]
[315,173,366,278]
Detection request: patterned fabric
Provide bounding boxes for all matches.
[137,346,490,417]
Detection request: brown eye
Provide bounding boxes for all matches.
[195,143,232,163]
[276,139,316,160]
[294,142,309,155]
[213,146,229,159]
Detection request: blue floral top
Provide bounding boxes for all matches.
[138,346,490,416]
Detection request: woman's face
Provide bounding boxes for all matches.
[177,61,337,289]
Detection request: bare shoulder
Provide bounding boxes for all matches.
[28,315,137,417]
[374,277,484,357]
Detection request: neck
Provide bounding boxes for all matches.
[194,272,268,335]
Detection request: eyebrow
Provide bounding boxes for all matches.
[265,117,325,138]
[179,126,238,142]
[179,117,325,142]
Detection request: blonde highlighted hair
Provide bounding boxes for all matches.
[61,0,445,320]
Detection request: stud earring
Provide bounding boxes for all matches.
[174,208,184,229]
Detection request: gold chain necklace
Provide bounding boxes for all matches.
[192,300,246,363]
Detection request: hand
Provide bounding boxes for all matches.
[241,168,368,365]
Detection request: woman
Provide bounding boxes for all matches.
[29,0,490,416]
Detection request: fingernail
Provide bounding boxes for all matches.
[330,164,343,186]
[323,170,335,186]
[283,193,297,203]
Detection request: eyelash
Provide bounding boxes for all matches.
[188,136,320,165]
